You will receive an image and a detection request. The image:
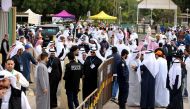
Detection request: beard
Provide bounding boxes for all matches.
[125,56,128,59]
[75,53,79,56]
[0,85,9,90]
[50,55,55,58]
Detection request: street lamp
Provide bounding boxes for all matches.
[119,6,122,25]
[186,8,189,26]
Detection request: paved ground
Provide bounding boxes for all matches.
[26,82,190,109]
[26,79,83,109]
[103,98,189,109]
[26,81,68,109]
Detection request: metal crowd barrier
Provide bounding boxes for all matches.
[76,89,98,109]
[76,58,114,109]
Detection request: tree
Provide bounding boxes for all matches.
[173,0,190,13]
[13,0,61,15]
[12,0,189,23]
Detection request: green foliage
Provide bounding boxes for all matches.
[12,0,190,23]
[13,0,116,20]
[173,0,190,13]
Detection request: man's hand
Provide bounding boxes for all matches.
[15,74,20,82]
[0,89,7,98]
[43,89,48,94]
[131,65,137,71]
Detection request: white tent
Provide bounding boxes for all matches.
[137,0,178,25]
[25,9,42,25]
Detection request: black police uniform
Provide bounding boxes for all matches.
[117,58,129,109]
[63,60,82,109]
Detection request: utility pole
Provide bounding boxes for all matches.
[186,8,189,26]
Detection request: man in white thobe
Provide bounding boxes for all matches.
[56,36,68,59]
[155,50,169,107]
[0,70,31,109]
[127,50,141,106]
[5,59,29,90]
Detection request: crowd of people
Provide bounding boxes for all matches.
[0,21,190,109]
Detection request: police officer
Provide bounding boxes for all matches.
[117,49,129,109]
[63,52,82,109]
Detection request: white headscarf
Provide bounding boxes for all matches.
[0,70,17,89]
[63,29,70,37]
[46,42,57,56]
[169,59,181,89]
[10,44,24,58]
[77,34,89,45]
[128,40,137,52]
[46,41,54,51]
[56,35,65,57]
[128,50,140,62]
[104,46,113,59]
[142,51,159,78]
[130,50,142,82]
[116,30,124,41]
[130,32,138,41]
[78,48,86,64]
[89,38,101,51]
[178,44,185,52]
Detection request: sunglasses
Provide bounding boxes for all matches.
[91,51,95,53]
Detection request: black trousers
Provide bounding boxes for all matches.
[50,78,59,108]
[66,91,79,109]
[118,82,129,109]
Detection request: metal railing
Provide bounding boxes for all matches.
[76,58,114,109]
[76,89,98,109]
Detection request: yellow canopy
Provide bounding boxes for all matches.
[89,11,117,20]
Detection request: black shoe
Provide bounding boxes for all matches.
[111,97,116,101]
[51,104,57,108]
[110,98,118,104]
[119,106,126,109]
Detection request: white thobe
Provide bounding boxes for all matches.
[7,70,29,89]
[56,42,64,57]
[127,59,141,106]
[35,45,42,57]
[1,88,31,109]
[185,57,190,106]
[155,57,169,107]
